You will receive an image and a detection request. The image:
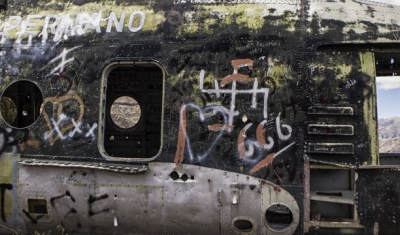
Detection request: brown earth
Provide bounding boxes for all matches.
[379,117,400,153]
[110,96,141,129]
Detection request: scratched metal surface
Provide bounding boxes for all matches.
[15,163,299,234]
[0,0,398,234]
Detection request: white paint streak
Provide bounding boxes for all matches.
[1,11,147,45]
[276,113,292,141]
[69,119,83,137]
[44,113,97,141]
[214,80,220,97]
[46,117,67,141]
[1,16,22,44]
[259,120,274,150]
[229,81,237,126]
[273,141,296,159]
[128,11,146,32]
[45,46,81,74]
[199,69,205,89]
[15,15,43,52]
[39,14,61,44]
[85,123,98,138]
[251,78,258,108]
[183,68,294,164]
[106,12,126,33]
[200,73,269,128]
[242,123,255,157]
[53,14,75,42]
[182,104,229,161]
[75,12,103,35]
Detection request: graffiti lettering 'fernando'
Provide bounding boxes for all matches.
[0,11,146,46]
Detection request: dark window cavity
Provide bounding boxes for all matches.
[28,198,48,214]
[265,204,293,231]
[0,81,43,128]
[102,63,164,159]
[233,219,254,232]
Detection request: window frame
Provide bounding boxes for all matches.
[0,79,43,129]
[98,60,166,162]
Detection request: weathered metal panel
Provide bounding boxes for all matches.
[15,163,299,234]
[0,0,397,234]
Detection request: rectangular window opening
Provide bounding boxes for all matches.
[310,168,353,192]
[28,198,48,214]
[310,201,354,222]
[310,168,355,221]
[375,52,400,155]
[101,62,164,159]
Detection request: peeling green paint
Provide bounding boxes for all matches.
[360,51,379,166]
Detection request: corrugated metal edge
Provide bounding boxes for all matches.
[19,160,147,174]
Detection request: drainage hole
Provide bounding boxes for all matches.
[169,171,180,181]
[233,219,253,232]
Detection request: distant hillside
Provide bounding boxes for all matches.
[379,117,400,153]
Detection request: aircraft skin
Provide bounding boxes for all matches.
[0,0,398,234]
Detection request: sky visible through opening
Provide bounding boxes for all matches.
[376,76,400,153]
[376,76,400,119]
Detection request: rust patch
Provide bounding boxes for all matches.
[250,153,275,174]
[256,121,266,146]
[221,74,252,87]
[174,104,187,163]
[261,179,272,186]
[208,124,235,132]
[231,59,254,71]
[260,179,281,192]
[273,185,281,192]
